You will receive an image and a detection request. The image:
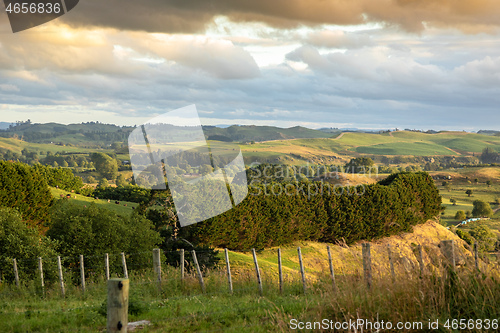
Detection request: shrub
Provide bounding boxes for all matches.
[454,210,466,221]
[469,225,497,252]
[0,207,58,283]
[455,229,474,246]
[0,161,53,230]
[47,201,162,276]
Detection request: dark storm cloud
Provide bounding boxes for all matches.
[62,0,500,33]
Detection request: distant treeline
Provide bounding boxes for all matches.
[184,172,442,250]
[0,121,133,146]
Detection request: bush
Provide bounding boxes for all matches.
[0,207,58,283]
[469,225,497,252]
[455,229,474,246]
[46,201,162,276]
[0,161,54,230]
[454,210,466,221]
[97,178,109,189]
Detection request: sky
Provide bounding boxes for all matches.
[1,0,500,131]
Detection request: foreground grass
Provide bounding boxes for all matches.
[1,221,499,332]
[1,266,499,332]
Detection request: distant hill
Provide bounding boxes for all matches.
[478,130,500,136]
[0,122,336,147]
[2,122,499,164]
[203,125,335,142]
[0,122,134,147]
[3,122,128,134]
[238,130,500,164]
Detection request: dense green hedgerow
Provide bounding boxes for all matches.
[184,172,442,250]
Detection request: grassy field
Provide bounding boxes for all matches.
[3,130,500,169]
[50,188,139,216]
[0,137,101,155]
[239,131,500,163]
[432,167,500,227]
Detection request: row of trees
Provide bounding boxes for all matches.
[173,172,443,250]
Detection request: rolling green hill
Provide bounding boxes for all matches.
[240,131,500,163]
[0,137,97,154]
[2,124,500,166]
[203,125,335,142]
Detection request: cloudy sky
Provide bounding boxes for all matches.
[1,0,500,130]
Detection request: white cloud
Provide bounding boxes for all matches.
[453,56,500,87]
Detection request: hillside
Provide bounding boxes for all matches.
[240,130,500,164]
[0,137,98,154]
[224,220,477,280]
[0,122,334,145]
[204,125,335,142]
[1,125,500,168]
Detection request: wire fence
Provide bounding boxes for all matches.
[1,239,499,331]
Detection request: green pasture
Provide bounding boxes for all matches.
[50,188,138,216]
[0,137,100,155]
[437,180,500,226]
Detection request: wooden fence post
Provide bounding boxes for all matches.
[252,248,263,296]
[13,259,19,287]
[387,245,396,281]
[474,242,479,271]
[180,249,185,281]
[362,243,372,289]
[297,247,307,294]
[278,248,283,294]
[224,249,233,294]
[441,240,456,271]
[327,246,336,290]
[57,256,65,297]
[417,245,425,277]
[107,278,129,333]
[38,257,44,294]
[153,249,161,287]
[192,250,205,293]
[80,255,86,294]
[105,253,110,281]
[120,253,128,279]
